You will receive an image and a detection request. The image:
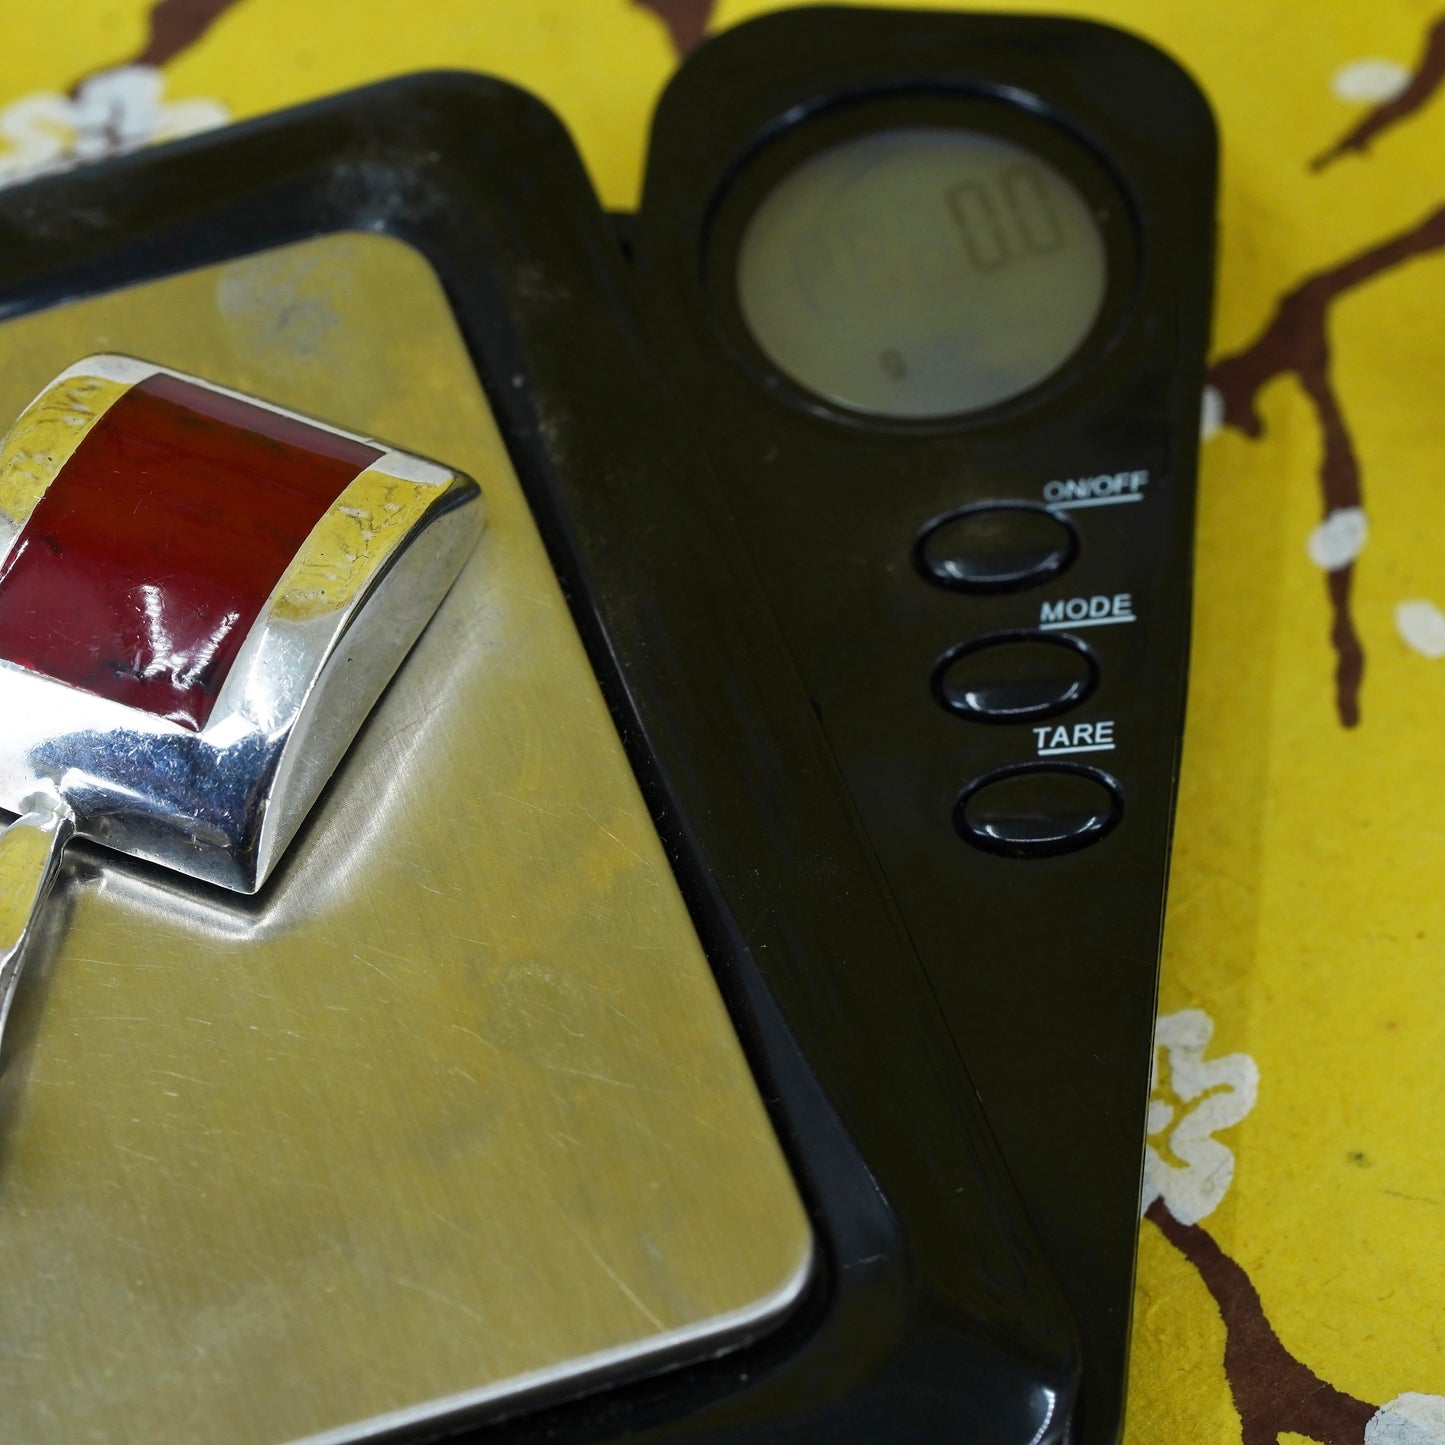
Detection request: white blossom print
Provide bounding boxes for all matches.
[1200,383,1225,441]
[1308,506,1369,570]
[1367,1394,1445,1445]
[1332,58,1413,104]
[1141,1008,1259,1225]
[0,67,227,189]
[1396,599,1445,658]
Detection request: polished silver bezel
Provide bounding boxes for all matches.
[0,355,484,892]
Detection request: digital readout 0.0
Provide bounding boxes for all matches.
[736,128,1108,418]
[949,168,1067,268]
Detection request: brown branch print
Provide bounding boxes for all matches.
[132,0,248,68]
[1146,1198,1378,1445]
[632,0,716,56]
[73,0,249,93]
[1209,202,1445,726]
[1312,15,1445,171]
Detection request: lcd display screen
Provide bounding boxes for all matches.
[736,127,1109,418]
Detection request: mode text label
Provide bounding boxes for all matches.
[1040,593,1136,630]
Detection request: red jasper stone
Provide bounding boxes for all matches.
[0,373,380,730]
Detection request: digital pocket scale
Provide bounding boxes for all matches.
[0,8,1214,1444]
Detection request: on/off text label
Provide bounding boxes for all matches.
[1042,469,1149,507]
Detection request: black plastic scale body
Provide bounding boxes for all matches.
[628,11,1217,1441]
[0,8,1212,1445]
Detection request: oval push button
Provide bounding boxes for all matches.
[954,765,1121,858]
[935,632,1096,722]
[916,503,1077,593]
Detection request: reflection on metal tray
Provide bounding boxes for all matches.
[0,232,811,1445]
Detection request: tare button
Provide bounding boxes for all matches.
[1038,593,1136,630]
[955,764,1122,858]
[1033,719,1116,756]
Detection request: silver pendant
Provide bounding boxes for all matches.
[0,354,484,1053]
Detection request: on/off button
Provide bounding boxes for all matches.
[954,764,1122,858]
[915,502,1078,593]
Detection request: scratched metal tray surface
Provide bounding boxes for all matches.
[0,231,811,1445]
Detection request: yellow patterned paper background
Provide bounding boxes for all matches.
[4,2,1443,1440]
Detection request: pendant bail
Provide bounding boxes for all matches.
[0,796,74,1057]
